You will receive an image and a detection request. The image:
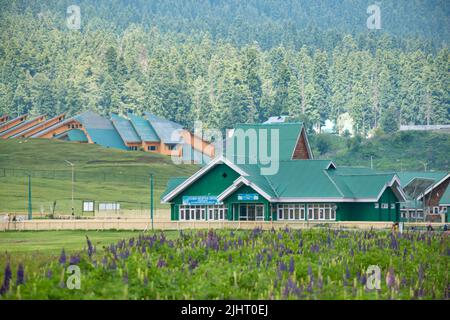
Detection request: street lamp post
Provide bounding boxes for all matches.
[65,160,75,217]
[27,173,32,220]
[150,173,154,231]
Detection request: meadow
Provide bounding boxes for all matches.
[0,228,448,300]
[0,139,198,214]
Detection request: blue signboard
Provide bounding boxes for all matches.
[182,196,218,205]
[237,193,259,201]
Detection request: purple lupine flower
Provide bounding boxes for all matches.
[345,266,351,280]
[189,259,198,271]
[386,267,396,288]
[59,248,66,265]
[307,265,313,278]
[255,254,264,268]
[228,254,232,263]
[86,236,94,258]
[0,262,12,295]
[289,257,295,274]
[46,269,53,279]
[69,254,80,265]
[109,261,117,270]
[418,264,425,283]
[360,273,367,286]
[16,263,25,286]
[156,258,167,268]
[278,261,287,272]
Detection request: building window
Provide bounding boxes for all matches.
[390,203,396,209]
[239,204,264,221]
[279,204,335,221]
[381,203,388,209]
[207,205,227,221]
[306,204,336,221]
[374,203,379,209]
[277,204,305,220]
[179,205,227,221]
[167,144,176,150]
[148,146,157,151]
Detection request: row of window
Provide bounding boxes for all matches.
[128,145,158,151]
[179,205,227,221]
[67,123,82,129]
[400,210,424,219]
[277,204,336,221]
[374,203,396,209]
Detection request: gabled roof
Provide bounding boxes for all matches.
[10,113,66,138]
[0,115,45,138]
[111,114,141,143]
[128,113,160,142]
[54,129,88,142]
[226,122,312,161]
[144,112,183,144]
[162,156,406,203]
[439,185,450,206]
[396,171,450,201]
[74,111,127,150]
[397,171,447,188]
[0,114,28,133]
[31,116,79,137]
[161,177,188,199]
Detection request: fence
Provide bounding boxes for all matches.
[0,167,151,185]
[1,220,446,231]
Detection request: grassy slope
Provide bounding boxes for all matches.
[0,139,199,213]
[310,131,450,172]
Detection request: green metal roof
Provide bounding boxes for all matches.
[161,177,188,199]
[144,112,183,144]
[227,123,306,161]
[162,157,405,203]
[439,185,450,206]
[128,113,160,142]
[111,114,141,143]
[74,111,127,150]
[397,171,447,188]
[67,129,88,142]
[329,172,396,199]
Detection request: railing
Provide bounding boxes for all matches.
[2,220,445,231]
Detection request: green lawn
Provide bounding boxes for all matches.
[0,230,177,275]
[0,139,199,214]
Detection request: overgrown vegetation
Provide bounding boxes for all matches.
[310,131,450,171]
[0,228,447,299]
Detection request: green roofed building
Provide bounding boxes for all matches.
[162,123,407,222]
[397,171,450,222]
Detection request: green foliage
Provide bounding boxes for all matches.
[0,229,447,299]
[0,2,448,132]
[312,131,450,171]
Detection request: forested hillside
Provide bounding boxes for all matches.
[0,0,449,133]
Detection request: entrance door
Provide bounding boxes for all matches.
[238,204,264,221]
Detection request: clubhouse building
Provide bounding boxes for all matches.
[162,123,408,222]
[0,111,214,163]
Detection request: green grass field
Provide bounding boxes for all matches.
[0,229,447,299]
[0,230,173,280]
[0,139,198,214]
